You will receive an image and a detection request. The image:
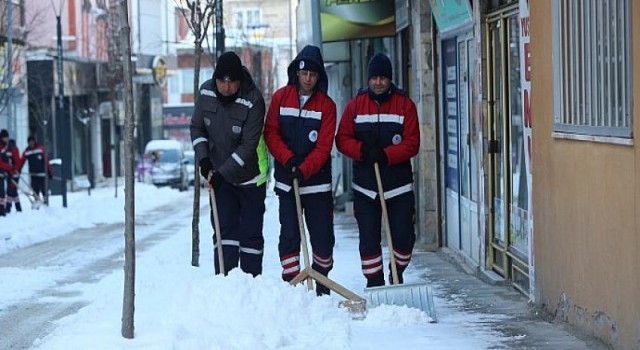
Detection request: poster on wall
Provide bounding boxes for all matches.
[320,0,396,42]
[519,0,534,302]
[443,39,459,192]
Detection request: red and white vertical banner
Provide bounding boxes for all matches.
[519,0,534,301]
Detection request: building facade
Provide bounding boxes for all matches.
[531,0,638,348]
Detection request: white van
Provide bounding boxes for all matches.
[144,139,189,191]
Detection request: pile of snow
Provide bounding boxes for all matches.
[33,229,435,350]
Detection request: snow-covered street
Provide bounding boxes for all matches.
[0,183,594,349]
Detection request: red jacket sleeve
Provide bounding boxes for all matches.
[336,99,365,161]
[384,98,420,165]
[10,147,20,173]
[0,157,11,172]
[264,89,295,167]
[299,97,336,179]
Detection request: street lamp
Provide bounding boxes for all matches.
[50,0,66,207]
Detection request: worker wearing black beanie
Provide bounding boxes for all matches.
[367,53,393,81]
[336,51,420,288]
[191,50,269,277]
[213,51,244,82]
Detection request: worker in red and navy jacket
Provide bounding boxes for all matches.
[19,136,53,203]
[264,45,336,296]
[0,129,22,214]
[336,53,420,288]
[0,132,13,217]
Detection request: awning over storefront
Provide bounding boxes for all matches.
[320,0,396,42]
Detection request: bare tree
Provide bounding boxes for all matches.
[1,1,46,116]
[174,0,215,267]
[118,0,136,340]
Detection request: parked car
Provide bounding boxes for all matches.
[145,139,189,191]
[184,150,206,187]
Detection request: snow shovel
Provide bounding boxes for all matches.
[10,178,40,205]
[207,182,225,275]
[363,163,437,322]
[288,176,367,318]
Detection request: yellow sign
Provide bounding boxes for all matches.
[152,56,168,88]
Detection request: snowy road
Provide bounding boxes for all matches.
[0,200,194,349]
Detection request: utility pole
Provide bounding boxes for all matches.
[215,0,224,58]
[54,5,67,208]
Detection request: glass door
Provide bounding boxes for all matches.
[486,6,530,295]
[488,17,508,276]
[442,38,461,250]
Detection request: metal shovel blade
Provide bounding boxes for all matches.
[364,283,438,323]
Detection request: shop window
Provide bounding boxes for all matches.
[552,0,632,138]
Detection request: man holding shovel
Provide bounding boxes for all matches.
[191,51,269,277]
[336,53,420,288]
[264,45,337,296]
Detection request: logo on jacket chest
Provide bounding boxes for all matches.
[392,134,402,145]
[308,130,318,142]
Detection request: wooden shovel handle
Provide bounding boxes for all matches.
[374,162,399,285]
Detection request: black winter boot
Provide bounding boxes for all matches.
[5,203,10,213]
[316,282,330,296]
[15,202,21,212]
[366,274,385,288]
[389,272,404,285]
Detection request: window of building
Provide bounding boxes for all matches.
[181,69,194,93]
[552,0,632,138]
[230,8,261,41]
[174,68,214,95]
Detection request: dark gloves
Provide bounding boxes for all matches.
[208,171,224,191]
[360,138,387,165]
[48,172,53,180]
[285,155,301,170]
[289,167,304,183]
[367,146,387,165]
[285,155,304,182]
[199,158,213,179]
[199,157,223,190]
[359,138,377,160]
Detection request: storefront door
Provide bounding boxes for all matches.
[442,32,480,264]
[486,5,530,295]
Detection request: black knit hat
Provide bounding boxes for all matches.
[367,53,392,80]
[28,136,35,142]
[214,52,243,82]
[297,58,322,74]
[0,129,8,139]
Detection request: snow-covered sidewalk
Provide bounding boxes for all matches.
[27,188,508,350]
[0,183,189,255]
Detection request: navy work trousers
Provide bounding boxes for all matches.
[31,176,46,198]
[210,182,266,277]
[354,190,416,283]
[277,191,335,288]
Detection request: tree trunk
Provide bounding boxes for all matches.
[192,39,203,267]
[119,0,136,339]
